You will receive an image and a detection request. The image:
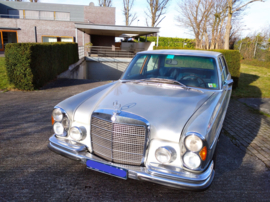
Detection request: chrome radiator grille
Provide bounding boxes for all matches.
[91,116,146,166]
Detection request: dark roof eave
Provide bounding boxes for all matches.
[0,27,21,30]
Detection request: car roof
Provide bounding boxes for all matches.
[138,49,222,57]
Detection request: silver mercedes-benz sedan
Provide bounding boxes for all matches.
[48,50,233,191]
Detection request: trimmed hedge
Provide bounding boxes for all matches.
[136,36,196,49]
[216,50,240,89]
[153,47,240,89]
[5,43,78,90]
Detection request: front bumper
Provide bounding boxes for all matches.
[48,135,215,191]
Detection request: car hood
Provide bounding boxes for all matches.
[75,81,214,143]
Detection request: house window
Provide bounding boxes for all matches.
[8,9,19,19]
[40,11,54,20]
[25,10,39,19]
[42,36,73,43]
[55,12,70,21]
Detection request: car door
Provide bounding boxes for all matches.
[213,56,231,136]
[220,55,232,111]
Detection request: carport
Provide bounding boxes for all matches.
[75,23,160,58]
[72,23,160,81]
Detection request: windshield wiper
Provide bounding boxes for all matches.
[122,78,189,89]
[146,78,189,89]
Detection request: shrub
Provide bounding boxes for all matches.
[136,37,196,49]
[216,50,240,89]
[153,47,240,89]
[5,43,78,90]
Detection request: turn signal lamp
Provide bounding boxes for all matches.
[199,146,207,161]
[51,116,55,125]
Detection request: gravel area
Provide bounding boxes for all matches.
[0,79,269,201]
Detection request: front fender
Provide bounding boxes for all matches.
[181,91,224,170]
[56,82,116,122]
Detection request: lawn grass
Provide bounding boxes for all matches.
[0,57,14,91]
[241,59,270,69]
[232,63,270,98]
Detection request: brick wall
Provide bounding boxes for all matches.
[84,4,115,25]
[0,18,90,47]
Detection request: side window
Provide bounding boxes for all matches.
[128,55,148,76]
[146,55,159,71]
[221,70,226,85]
[222,56,229,76]
[218,57,223,72]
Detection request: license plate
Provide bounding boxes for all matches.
[86,159,128,180]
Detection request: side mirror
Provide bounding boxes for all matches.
[225,79,233,86]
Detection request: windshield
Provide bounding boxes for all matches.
[121,54,219,89]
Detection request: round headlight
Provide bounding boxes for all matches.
[62,117,69,130]
[155,146,176,164]
[70,127,85,141]
[52,108,63,122]
[53,122,64,135]
[185,135,203,152]
[183,152,201,169]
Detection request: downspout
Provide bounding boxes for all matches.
[34,26,37,43]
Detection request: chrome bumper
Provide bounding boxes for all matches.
[48,135,215,191]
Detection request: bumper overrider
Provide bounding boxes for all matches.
[48,135,215,191]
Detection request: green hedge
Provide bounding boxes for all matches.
[5,43,78,90]
[153,47,240,89]
[136,37,196,49]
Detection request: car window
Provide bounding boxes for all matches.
[122,54,219,90]
[146,55,159,71]
[127,55,148,77]
[218,57,223,72]
[221,56,229,76]
[164,55,215,70]
[221,70,226,86]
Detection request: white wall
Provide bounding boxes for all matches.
[121,42,156,53]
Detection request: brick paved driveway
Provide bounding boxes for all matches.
[0,79,269,201]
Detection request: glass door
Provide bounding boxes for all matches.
[0,32,4,51]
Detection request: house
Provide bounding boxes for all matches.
[0,1,159,54]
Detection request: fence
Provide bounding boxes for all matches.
[235,42,270,61]
[88,46,135,58]
[78,46,84,59]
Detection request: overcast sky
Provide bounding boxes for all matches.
[12,0,270,38]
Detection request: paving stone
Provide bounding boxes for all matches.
[1,80,270,201]
[223,99,270,167]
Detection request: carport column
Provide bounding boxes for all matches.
[75,28,78,43]
[157,34,159,47]
[83,31,84,46]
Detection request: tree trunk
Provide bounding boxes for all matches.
[224,0,233,50]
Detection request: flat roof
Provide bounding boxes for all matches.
[138,50,222,57]
[75,23,160,37]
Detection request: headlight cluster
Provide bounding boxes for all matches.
[183,133,207,170]
[52,108,69,137]
[52,107,86,141]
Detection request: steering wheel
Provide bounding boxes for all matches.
[180,75,207,88]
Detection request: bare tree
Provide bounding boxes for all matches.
[176,0,214,49]
[209,0,227,49]
[224,0,265,49]
[145,0,171,27]
[98,0,112,7]
[123,0,137,26]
